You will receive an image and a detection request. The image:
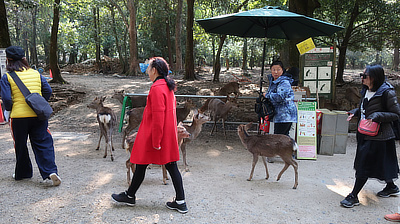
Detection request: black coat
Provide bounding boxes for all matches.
[349,82,400,141]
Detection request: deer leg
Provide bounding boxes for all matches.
[162,165,168,185]
[210,120,217,136]
[126,159,131,185]
[181,143,189,172]
[291,160,299,189]
[261,156,269,180]
[122,124,133,149]
[222,118,226,138]
[277,163,290,182]
[247,154,259,181]
[96,132,103,150]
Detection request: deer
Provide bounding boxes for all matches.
[122,107,145,149]
[180,111,210,171]
[87,96,117,161]
[125,122,191,185]
[198,82,240,114]
[111,90,147,108]
[237,123,299,189]
[176,99,196,123]
[208,97,238,137]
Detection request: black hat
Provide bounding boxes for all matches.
[6,46,25,60]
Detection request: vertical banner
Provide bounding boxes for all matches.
[296,102,317,160]
[0,48,6,75]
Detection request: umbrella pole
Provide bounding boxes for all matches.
[258,39,267,134]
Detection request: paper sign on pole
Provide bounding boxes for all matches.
[296,38,316,55]
[296,101,317,160]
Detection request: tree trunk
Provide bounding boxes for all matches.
[175,0,183,71]
[164,2,173,68]
[94,7,102,72]
[184,0,195,80]
[393,47,399,71]
[49,0,66,84]
[32,6,38,66]
[109,5,127,73]
[242,38,248,70]
[0,0,11,47]
[127,0,138,76]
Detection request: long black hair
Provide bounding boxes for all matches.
[149,57,176,91]
[365,64,385,92]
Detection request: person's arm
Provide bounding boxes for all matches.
[0,74,13,111]
[267,80,292,104]
[369,90,400,123]
[40,75,52,101]
[149,86,166,150]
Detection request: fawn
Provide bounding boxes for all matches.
[198,82,240,113]
[237,123,299,189]
[208,97,238,137]
[125,122,191,185]
[87,96,116,161]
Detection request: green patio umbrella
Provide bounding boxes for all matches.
[197,6,344,92]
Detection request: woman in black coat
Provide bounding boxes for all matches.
[341,64,400,208]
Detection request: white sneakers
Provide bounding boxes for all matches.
[49,173,62,186]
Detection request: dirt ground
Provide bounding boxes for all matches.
[1,68,400,223]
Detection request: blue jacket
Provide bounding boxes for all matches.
[265,73,297,123]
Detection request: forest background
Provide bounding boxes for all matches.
[0,0,400,87]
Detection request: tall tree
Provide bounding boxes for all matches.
[175,0,183,71]
[0,0,10,47]
[49,0,66,83]
[184,0,195,80]
[127,0,139,75]
[94,7,102,72]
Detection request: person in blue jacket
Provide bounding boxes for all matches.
[0,46,61,186]
[263,60,298,136]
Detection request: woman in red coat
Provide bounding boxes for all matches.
[112,57,188,213]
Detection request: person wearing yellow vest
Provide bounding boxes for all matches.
[0,46,61,186]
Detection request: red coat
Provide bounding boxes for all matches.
[130,79,179,165]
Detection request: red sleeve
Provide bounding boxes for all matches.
[148,86,166,149]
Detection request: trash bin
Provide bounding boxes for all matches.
[319,109,337,156]
[333,110,349,154]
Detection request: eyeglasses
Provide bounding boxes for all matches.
[360,73,368,79]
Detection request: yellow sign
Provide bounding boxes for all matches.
[296,38,316,55]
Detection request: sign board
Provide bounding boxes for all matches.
[296,101,317,160]
[300,47,334,99]
[0,48,6,75]
[296,38,316,55]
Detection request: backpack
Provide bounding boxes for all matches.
[255,94,275,121]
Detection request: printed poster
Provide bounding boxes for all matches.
[296,102,317,160]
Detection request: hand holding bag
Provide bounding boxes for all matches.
[9,71,53,120]
[358,119,380,136]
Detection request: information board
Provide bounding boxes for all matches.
[0,48,6,75]
[300,47,334,99]
[296,101,317,160]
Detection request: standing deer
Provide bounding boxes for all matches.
[237,123,299,189]
[122,107,145,149]
[180,111,210,171]
[125,122,191,185]
[208,97,238,137]
[87,96,116,161]
[176,99,196,123]
[111,90,147,108]
[198,82,240,113]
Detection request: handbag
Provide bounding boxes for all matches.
[9,71,53,120]
[358,119,380,136]
[255,93,275,121]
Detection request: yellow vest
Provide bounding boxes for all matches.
[7,69,42,118]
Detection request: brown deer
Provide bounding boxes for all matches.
[111,90,147,108]
[87,96,116,161]
[125,122,191,185]
[180,111,210,171]
[122,107,145,149]
[198,82,240,113]
[208,97,238,137]
[176,99,196,123]
[237,123,299,189]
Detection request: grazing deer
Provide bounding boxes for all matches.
[122,107,145,149]
[198,82,240,114]
[125,122,191,185]
[176,99,196,123]
[111,90,147,108]
[87,96,116,161]
[237,123,299,189]
[180,111,210,171]
[208,97,238,137]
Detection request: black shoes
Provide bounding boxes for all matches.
[166,200,188,214]
[377,185,400,198]
[340,194,360,208]
[111,191,136,206]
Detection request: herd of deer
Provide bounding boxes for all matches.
[87,82,299,189]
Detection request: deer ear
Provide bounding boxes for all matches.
[102,96,106,102]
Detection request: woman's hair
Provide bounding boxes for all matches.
[149,57,176,91]
[270,60,285,71]
[6,58,30,72]
[365,64,385,92]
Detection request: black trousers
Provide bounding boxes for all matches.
[11,117,57,180]
[127,161,185,200]
[274,122,292,136]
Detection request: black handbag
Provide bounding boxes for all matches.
[9,71,53,120]
[255,93,275,121]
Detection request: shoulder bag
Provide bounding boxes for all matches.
[358,119,380,136]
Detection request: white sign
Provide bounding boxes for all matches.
[0,48,6,75]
